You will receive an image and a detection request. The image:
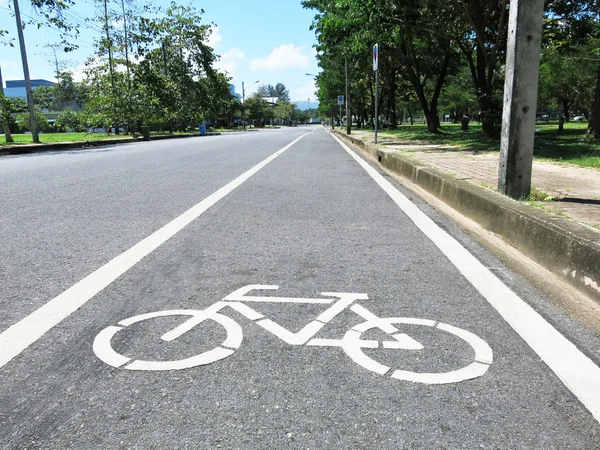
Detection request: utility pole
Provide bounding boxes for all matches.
[345,57,350,135]
[13,0,39,143]
[120,0,133,134]
[52,47,60,82]
[0,65,14,143]
[242,81,246,130]
[498,0,545,199]
[103,0,118,134]
[120,0,131,88]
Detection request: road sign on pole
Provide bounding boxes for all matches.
[337,95,344,105]
[373,43,378,72]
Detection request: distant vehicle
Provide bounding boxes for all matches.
[573,115,586,122]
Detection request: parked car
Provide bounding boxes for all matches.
[573,115,586,122]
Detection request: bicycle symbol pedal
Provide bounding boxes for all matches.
[93,285,493,384]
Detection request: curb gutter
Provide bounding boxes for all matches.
[334,131,600,301]
[0,132,222,157]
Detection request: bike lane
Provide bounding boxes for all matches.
[1,127,599,448]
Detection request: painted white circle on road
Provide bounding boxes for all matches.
[341,317,493,384]
[93,309,242,371]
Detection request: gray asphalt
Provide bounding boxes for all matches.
[1,127,599,449]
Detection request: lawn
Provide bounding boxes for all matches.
[377,122,600,169]
[0,132,136,145]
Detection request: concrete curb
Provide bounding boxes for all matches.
[334,131,600,301]
[0,132,222,157]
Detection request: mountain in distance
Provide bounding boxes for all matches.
[293,100,319,111]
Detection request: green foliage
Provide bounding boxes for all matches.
[32,86,55,111]
[274,101,297,125]
[15,111,51,132]
[55,109,85,131]
[304,0,600,138]
[82,1,232,132]
[244,93,271,125]
[257,83,291,102]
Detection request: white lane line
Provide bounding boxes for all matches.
[331,133,600,422]
[0,132,310,369]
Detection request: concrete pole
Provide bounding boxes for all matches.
[498,0,545,199]
[345,57,351,135]
[374,68,379,144]
[242,81,246,130]
[13,0,39,143]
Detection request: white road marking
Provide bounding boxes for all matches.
[93,309,243,371]
[223,284,335,304]
[342,317,492,384]
[0,133,310,369]
[332,133,600,419]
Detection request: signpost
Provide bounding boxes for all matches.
[338,95,344,129]
[373,44,379,144]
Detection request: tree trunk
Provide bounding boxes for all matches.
[561,99,570,122]
[587,65,600,139]
[461,115,470,131]
[425,110,440,133]
[0,66,14,143]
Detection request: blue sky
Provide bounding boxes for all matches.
[0,0,321,106]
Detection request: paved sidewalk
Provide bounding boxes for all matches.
[349,130,600,229]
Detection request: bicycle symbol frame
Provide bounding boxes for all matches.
[93,285,493,384]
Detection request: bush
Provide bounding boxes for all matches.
[55,109,85,132]
[15,110,51,132]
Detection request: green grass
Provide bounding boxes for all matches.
[520,185,554,202]
[377,122,600,169]
[0,132,135,145]
[0,130,202,145]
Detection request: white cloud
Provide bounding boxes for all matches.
[208,26,222,49]
[215,48,244,78]
[68,62,91,82]
[250,44,309,71]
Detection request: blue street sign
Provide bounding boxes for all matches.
[338,95,344,105]
[373,43,379,71]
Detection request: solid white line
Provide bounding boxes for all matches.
[331,132,600,422]
[0,132,310,369]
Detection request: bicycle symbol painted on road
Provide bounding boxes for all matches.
[93,285,493,384]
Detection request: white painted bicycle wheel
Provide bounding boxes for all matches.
[341,317,493,385]
[93,309,243,371]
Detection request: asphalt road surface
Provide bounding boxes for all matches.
[1,127,600,449]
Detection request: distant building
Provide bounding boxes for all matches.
[229,84,241,100]
[262,97,279,107]
[4,79,55,99]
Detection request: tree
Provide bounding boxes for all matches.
[245,93,270,126]
[0,64,14,142]
[4,0,80,143]
[32,86,55,111]
[82,2,232,133]
[257,83,291,102]
[538,46,596,120]
[304,0,459,133]
[55,109,85,131]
